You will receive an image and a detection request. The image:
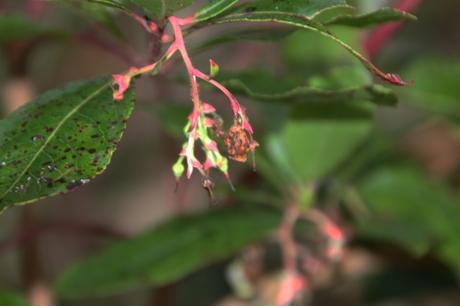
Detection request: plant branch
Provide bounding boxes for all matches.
[78,28,139,65]
[0,219,125,254]
[19,208,55,306]
[112,14,257,188]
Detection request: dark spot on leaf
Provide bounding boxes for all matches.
[32,135,45,142]
[44,126,54,133]
[55,178,66,184]
[92,156,100,165]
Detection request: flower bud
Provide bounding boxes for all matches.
[172,158,185,179]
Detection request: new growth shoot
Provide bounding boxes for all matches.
[112,13,258,194]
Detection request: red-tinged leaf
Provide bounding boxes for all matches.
[216,12,411,87]
[363,0,422,58]
[379,73,413,86]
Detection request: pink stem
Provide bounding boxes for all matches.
[194,71,254,134]
[278,205,300,272]
[169,16,201,128]
[169,16,254,134]
[303,209,346,261]
[194,69,240,116]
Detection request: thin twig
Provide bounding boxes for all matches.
[0,219,125,254]
[20,208,55,306]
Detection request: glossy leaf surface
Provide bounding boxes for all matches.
[0,78,134,212]
[56,206,280,297]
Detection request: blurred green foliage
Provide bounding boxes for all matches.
[1,1,460,305]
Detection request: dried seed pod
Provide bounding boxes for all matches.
[225,123,258,163]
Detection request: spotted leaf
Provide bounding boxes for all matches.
[0,77,134,212]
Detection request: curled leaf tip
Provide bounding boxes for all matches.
[112,74,131,101]
[148,21,159,33]
[380,72,413,86]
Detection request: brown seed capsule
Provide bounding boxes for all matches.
[225,123,258,163]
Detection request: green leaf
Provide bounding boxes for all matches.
[325,7,416,28]
[195,0,239,22]
[403,57,460,116]
[216,11,408,86]
[192,28,293,54]
[0,292,29,306]
[56,206,280,297]
[236,0,349,18]
[357,167,460,265]
[268,119,371,182]
[56,0,130,12]
[131,0,197,18]
[0,77,134,212]
[59,0,125,37]
[149,103,190,137]
[220,70,397,106]
[288,101,373,120]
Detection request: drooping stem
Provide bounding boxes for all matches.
[113,14,256,183]
[278,205,299,272]
[169,16,202,128]
[302,209,346,261]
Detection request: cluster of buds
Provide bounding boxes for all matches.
[172,101,230,182]
[172,71,259,186]
[111,14,258,195]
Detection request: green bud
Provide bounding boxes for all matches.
[216,155,229,174]
[172,158,185,178]
[183,122,191,136]
[209,59,220,78]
